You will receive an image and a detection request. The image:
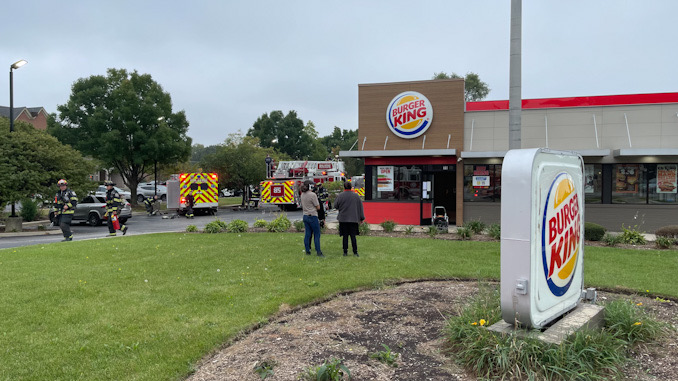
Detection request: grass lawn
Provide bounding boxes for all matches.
[218,197,243,207]
[0,234,676,380]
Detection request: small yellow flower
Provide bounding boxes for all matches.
[471,322,478,326]
[479,319,486,326]
[636,302,643,306]
[646,290,649,293]
[633,322,642,326]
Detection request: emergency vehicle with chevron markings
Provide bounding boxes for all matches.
[166,173,219,215]
[260,160,346,210]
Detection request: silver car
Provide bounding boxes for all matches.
[50,195,132,226]
[137,184,167,203]
[95,185,132,201]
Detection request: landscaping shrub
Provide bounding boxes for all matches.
[487,223,501,240]
[380,220,397,233]
[427,225,438,238]
[293,220,305,232]
[359,222,370,236]
[655,236,673,249]
[253,359,276,379]
[253,219,268,228]
[185,225,198,233]
[404,226,414,235]
[19,198,39,222]
[466,220,486,235]
[267,213,291,232]
[204,219,227,233]
[457,226,473,240]
[300,358,350,381]
[603,233,622,246]
[619,224,646,245]
[369,344,399,367]
[584,222,607,241]
[227,219,248,233]
[655,225,678,239]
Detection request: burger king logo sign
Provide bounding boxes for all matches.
[541,172,581,297]
[386,91,433,139]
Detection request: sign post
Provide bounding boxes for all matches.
[500,148,585,329]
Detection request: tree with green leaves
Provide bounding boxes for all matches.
[319,127,363,176]
[432,71,490,102]
[247,110,321,160]
[48,68,192,203]
[0,120,96,209]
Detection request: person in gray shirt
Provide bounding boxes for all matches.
[300,182,324,257]
[334,181,365,256]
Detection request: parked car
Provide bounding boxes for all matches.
[137,184,168,203]
[221,188,234,197]
[95,185,132,201]
[49,195,132,226]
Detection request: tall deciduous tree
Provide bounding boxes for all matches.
[0,120,96,208]
[48,68,192,203]
[432,71,490,102]
[247,110,318,160]
[319,127,363,176]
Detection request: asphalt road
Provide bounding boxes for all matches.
[1,205,337,250]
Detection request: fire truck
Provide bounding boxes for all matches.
[351,175,365,198]
[260,160,346,210]
[167,173,219,215]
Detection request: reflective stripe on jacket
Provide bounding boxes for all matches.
[55,189,78,215]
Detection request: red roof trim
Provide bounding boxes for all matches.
[466,93,678,111]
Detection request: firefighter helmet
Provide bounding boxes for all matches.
[57,179,68,186]
[104,180,115,186]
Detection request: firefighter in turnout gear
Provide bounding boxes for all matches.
[185,193,195,218]
[104,181,128,236]
[55,179,77,241]
[144,195,159,215]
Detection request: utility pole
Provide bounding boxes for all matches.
[509,0,522,150]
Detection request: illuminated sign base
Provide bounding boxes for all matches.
[500,148,585,329]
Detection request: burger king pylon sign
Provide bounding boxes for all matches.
[386,91,433,139]
[500,148,585,329]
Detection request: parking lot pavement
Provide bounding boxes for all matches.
[0,205,337,250]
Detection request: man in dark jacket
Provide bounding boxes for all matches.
[185,193,195,218]
[54,179,78,241]
[333,181,365,256]
[144,195,159,215]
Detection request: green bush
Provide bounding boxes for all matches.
[584,222,607,241]
[19,198,39,222]
[603,233,622,246]
[380,220,397,233]
[619,224,646,245]
[293,220,305,232]
[457,226,473,240]
[465,220,486,235]
[253,219,268,228]
[267,213,291,232]
[227,219,248,233]
[185,225,198,233]
[427,225,438,238]
[369,344,399,367]
[253,359,276,379]
[404,226,415,235]
[655,236,673,249]
[300,358,350,381]
[359,222,370,236]
[655,225,678,239]
[204,219,227,234]
[604,300,668,346]
[487,223,501,240]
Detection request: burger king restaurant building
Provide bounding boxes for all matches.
[340,79,678,231]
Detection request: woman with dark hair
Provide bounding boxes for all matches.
[300,182,324,257]
[334,181,365,256]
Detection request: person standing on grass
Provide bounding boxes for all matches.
[301,182,324,257]
[334,181,365,257]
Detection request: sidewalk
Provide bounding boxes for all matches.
[0,220,63,237]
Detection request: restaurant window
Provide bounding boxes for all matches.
[584,164,603,203]
[649,164,678,204]
[611,164,647,204]
[463,164,501,202]
[370,165,421,201]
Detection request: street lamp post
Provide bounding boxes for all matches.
[9,59,27,218]
[155,117,164,196]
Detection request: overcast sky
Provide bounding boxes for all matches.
[3,1,678,145]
